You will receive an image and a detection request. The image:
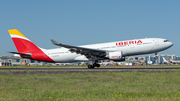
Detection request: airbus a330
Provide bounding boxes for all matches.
[8,29,173,69]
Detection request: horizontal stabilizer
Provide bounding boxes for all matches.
[8,52,32,58]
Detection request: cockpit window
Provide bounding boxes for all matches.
[164,40,169,42]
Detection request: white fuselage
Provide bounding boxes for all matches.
[42,38,173,63]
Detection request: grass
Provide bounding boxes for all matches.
[1,64,180,68]
[0,70,180,100]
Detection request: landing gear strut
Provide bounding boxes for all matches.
[87,61,100,69]
[154,53,158,60]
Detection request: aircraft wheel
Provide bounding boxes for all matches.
[88,65,94,69]
[96,64,100,68]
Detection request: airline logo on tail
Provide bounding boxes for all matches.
[162,57,168,62]
[168,56,172,61]
[163,57,165,61]
[8,29,54,62]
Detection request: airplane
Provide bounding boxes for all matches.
[8,29,173,69]
[168,56,180,64]
[162,57,170,64]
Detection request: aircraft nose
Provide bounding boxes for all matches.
[169,42,173,47]
[170,42,173,46]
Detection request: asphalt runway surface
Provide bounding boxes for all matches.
[1,67,180,71]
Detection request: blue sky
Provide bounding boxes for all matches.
[0,1,180,56]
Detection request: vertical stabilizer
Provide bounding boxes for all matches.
[8,29,54,62]
[8,29,35,53]
[168,56,172,62]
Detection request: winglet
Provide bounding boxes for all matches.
[51,39,60,45]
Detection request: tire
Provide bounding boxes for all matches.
[88,65,94,69]
[96,64,100,68]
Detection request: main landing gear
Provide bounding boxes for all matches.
[87,61,100,69]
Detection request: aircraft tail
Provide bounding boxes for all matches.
[8,29,38,54]
[168,56,172,62]
[162,57,167,62]
[8,29,54,62]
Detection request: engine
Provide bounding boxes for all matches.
[107,51,125,61]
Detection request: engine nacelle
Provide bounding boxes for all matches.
[108,51,125,61]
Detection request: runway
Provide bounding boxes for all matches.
[1,67,180,71]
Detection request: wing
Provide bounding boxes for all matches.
[50,39,106,58]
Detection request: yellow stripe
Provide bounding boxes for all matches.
[8,29,27,39]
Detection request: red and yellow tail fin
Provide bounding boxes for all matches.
[8,29,54,62]
[8,29,33,53]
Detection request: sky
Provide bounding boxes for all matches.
[0,0,180,56]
